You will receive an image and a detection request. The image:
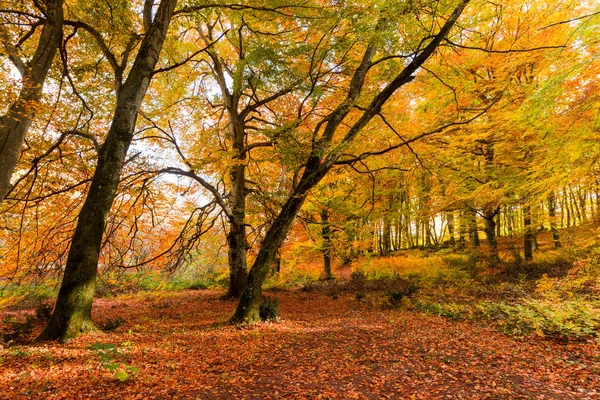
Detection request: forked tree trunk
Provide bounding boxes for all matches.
[0,0,64,203]
[231,0,470,322]
[38,0,177,342]
[232,189,312,322]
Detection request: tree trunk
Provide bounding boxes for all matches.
[231,0,470,322]
[0,0,64,203]
[548,192,561,248]
[382,216,391,255]
[446,212,456,247]
[483,206,498,257]
[458,210,466,249]
[232,188,311,323]
[496,211,501,238]
[468,209,480,248]
[570,190,580,224]
[38,0,177,342]
[523,205,534,261]
[321,208,332,279]
[224,124,249,298]
[225,217,248,298]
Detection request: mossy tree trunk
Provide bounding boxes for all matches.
[321,208,332,279]
[231,1,470,323]
[0,0,64,203]
[37,0,177,342]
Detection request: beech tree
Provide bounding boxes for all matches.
[38,0,178,342]
[0,0,64,203]
[231,0,473,322]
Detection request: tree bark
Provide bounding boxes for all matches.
[37,0,177,342]
[321,208,332,279]
[446,212,455,247]
[468,208,480,248]
[523,205,534,261]
[0,0,64,203]
[548,192,561,248]
[483,206,498,252]
[231,0,470,322]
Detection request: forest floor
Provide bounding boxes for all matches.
[1,289,599,399]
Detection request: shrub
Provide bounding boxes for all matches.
[388,282,418,307]
[350,270,367,282]
[259,296,279,321]
[477,300,600,341]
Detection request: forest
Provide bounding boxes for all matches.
[0,0,599,398]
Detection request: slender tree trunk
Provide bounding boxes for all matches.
[595,181,600,221]
[382,216,391,255]
[458,210,466,249]
[523,205,534,261]
[425,218,432,247]
[483,206,498,257]
[469,209,480,248]
[0,0,64,203]
[564,188,571,228]
[232,188,311,322]
[446,212,456,247]
[578,189,587,221]
[38,0,177,342]
[321,208,332,279]
[496,211,501,238]
[570,190,580,224]
[548,192,562,248]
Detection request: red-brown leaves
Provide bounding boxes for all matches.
[1,290,599,398]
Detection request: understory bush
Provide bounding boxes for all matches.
[414,298,600,341]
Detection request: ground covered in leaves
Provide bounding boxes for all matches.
[1,290,599,399]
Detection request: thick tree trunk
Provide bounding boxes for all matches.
[38,0,177,342]
[225,217,248,298]
[232,189,312,323]
[225,155,248,298]
[0,0,64,203]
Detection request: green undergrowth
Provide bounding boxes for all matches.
[0,281,58,309]
[301,245,600,342]
[401,249,600,341]
[94,267,230,297]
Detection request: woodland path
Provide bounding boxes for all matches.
[1,290,599,399]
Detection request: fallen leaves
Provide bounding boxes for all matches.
[1,289,599,399]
